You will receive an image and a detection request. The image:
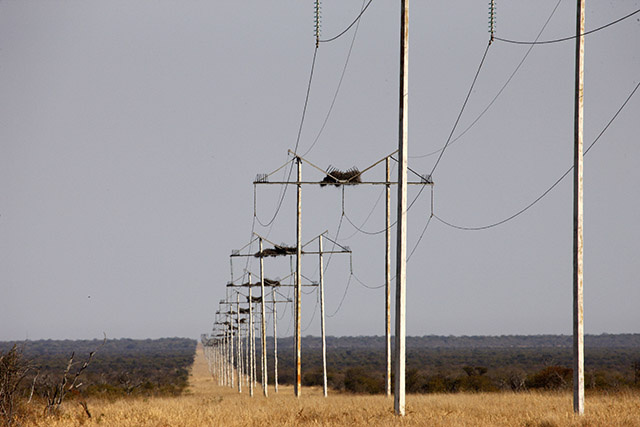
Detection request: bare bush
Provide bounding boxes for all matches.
[0,344,32,426]
[42,336,105,417]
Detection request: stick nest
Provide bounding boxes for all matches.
[254,245,296,258]
[241,278,280,287]
[320,166,362,187]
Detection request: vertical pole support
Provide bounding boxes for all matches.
[295,156,302,397]
[385,156,392,397]
[395,0,409,416]
[573,0,586,416]
[259,238,268,397]
[319,235,328,397]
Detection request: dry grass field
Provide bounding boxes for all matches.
[21,344,640,426]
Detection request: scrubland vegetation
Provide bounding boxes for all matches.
[2,337,640,426]
[276,335,640,394]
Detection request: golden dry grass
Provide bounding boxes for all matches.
[21,344,640,426]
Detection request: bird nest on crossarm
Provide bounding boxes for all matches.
[254,245,297,257]
[320,166,362,187]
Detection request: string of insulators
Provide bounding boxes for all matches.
[314,0,322,47]
[488,0,496,44]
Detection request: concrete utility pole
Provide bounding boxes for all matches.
[244,323,249,388]
[295,156,302,397]
[319,235,328,397]
[395,0,409,416]
[253,152,428,400]
[237,292,242,393]
[259,238,269,397]
[228,314,234,389]
[272,288,279,393]
[385,157,392,397]
[248,273,254,397]
[573,0,586,416]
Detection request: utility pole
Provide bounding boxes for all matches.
[319,234,328,397]
[573,0,586,416]
[395,0,409,416]
[272,287,279,393]
[248,273,254,397]
[253,152,427,400]
[228,313,234,389]
[259,238,269,397]
[385,157,392,397]
[237,292,242,393]
[295,156,302,397]
[244,322,249,389]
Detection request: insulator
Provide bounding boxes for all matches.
[488,0,496,43]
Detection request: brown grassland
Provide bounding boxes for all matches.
[20,344,640,426]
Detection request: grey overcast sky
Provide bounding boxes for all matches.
[1,0,639,341]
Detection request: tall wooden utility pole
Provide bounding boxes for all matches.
[295,156,302,397]
[573,0,586,416]
[259,238,268,397]
[395,0,409,417]
[385,157,392,397]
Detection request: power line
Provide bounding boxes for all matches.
[326,274,353,317]
[342,175,430,236]
[319,0,374,43]
[302,290,319,332]
[340,163,396,241]
[435,79,640,231]
[294,47,319,156]
[352,271,385,290]
[411,0,563,159]
[255,47,319,229]
[302,0,367,157]
[430,41,492,177]
[495,7,640,45]
[407,214,434,261]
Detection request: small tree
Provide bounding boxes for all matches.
[0,345,32,426]
[525,366,572,390]
[43,335,105,417]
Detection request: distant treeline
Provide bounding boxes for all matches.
[0,338,197,398]
[250,334,640,394]
[293,334,640,349]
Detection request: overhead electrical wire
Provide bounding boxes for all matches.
[340,162,396,241]
[352,271,385,290]
[336,152,430,237]
[319,0,374,43]
[343,180,429,236]
[337,186,434,296]
[255,47,319,230]
[435,79,640,231]
[407,192,435,261]
[411,0,564,159]
[429,41,492,177]
[302,0,367,157]
[302,290,320,332]
[326,274,353,317]
[496,7,640,45]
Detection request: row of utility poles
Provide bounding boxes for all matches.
[203,0,586,417]
[204,231,351,399]
[203,151,431,409]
